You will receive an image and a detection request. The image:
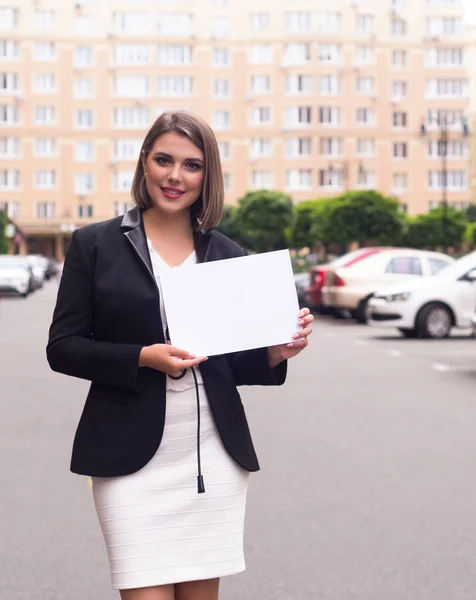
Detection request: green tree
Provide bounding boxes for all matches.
[287,199,321,249]
[0,210,8,254]
[310,190,405,247]
[465,204,476,223]
[235,190,294,253]
[465,222,476,248]
[216,205,243,245]
[404,206,467,250]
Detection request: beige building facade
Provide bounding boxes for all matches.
[0,0,475,258]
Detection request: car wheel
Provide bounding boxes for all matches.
[354,298,371,324]
[416,303,452,339]
[398,328,417,338]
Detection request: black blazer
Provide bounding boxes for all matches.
[47,207,287,477]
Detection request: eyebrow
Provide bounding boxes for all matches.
[153,151,203,163]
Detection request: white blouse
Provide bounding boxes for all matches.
[147,239,204,391]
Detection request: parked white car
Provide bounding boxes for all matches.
[0,256,33,297]
[368,250,476,338]
[321,248,454,322]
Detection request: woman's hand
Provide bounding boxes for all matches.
[268,308,314,368]
[139,344,208,376]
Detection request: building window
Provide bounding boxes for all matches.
[211,16,230,38]
[114,76,149,98]
[285,106,311,127]
[357,168,375,189]
[0,8,19,30]
[35,106,55,125]
[252,107,271,126]
[75,173,94,194]
[285,74,312,95]
[114,170,134,191]
[428,140,467,159]
[75,46,93,67]
[0,136,20,156]
[393,173,408,193]
[113,107,150,128]
[75,15,92,35]
[428,171,467,190]
[356,107,374,125]
[35,169,56,189]
[286,169,312,191]
[75,141,94,161]
[78,204,94,218]
[113,12,151,34]
[114,44,150,66]
[35,137,56,157]
[320,137,342,157]
[356,14,374,33]
[36,202,55,218]
[319,168,343,190]
[114,139,142,159]
[393,142,408,159]
[114,201,133,217]
[76,109,93,129]
[213,78,229,98]
[0,71,19,92]
[356,76,374,95]
[356,138,375,156]
[0,200,20,218]
[285,137,312,158]
[391,18,406,36]
[157,44,192,66]
[316,11,340,33]
[252,170,274,190]
[319,75,341,95]
[0,40,20,60]
[426,17,461,37]
[0,168,20,189]
[426,78,468,98]
[392,49,407,67]
[157,13,193,35]
[425,48,464,68]
[318,44,341,64]
[74,78,93,98]
[427,109,464,129]
[212,110,230,130]
[250,138,271,158]
[251,75,270,95]
[34,74,55,94]
[250,44,272,64]
[0,104,19,125]
[283,43,311,65]
[392,81,408,100]
[34,10,54,28]
[250,13,270,31]
[319,106,341,126]
[212,48,229,67]
[355,45,375,65]
[218,141,230,161]
[392,111,407,128]
[285,11,311,32]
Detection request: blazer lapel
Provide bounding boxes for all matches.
[121,207,156,288]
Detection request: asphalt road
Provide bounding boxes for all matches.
[1,283,476,600]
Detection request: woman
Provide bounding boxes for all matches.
[47,110,313,600]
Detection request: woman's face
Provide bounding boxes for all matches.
[142,131,205,218]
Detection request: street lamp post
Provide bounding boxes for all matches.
[419,114,469,252]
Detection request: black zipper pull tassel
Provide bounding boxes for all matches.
[191,367,206,494]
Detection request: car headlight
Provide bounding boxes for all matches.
[382,292,412,303]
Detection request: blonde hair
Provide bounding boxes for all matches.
[131,110,224,231]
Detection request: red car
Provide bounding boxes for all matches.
[305,248,388,312]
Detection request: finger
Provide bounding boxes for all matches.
[168,346,197,360]
[298,314,314,327]
[298,307,310,318]
[174,356,208,370]
[293,326,313,339]
[287,339,308,349]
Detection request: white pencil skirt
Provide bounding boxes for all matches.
[92,383,250,590]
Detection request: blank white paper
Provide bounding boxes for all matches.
[159,249,300,357]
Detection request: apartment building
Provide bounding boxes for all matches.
[0,0,474,258]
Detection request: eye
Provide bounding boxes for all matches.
[186,162,202,171]
[155,156,171,165]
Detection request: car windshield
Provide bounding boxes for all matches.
[431,251,476,280]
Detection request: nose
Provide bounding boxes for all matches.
[168,163,181,183]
